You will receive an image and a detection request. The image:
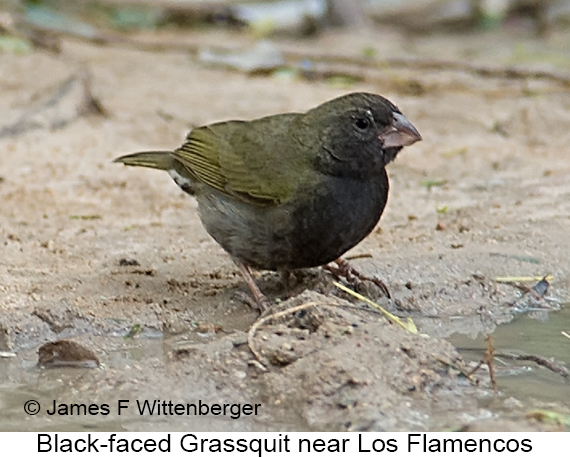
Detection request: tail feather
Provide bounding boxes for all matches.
[114,150,198,195]
[113,151,175,171]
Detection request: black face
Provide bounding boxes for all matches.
[307,93,402,178]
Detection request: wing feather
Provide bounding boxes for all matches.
[173,116,300,205]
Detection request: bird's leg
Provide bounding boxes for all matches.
[279,270,292,290]
[235,261,270,312]
[324,257,391,299]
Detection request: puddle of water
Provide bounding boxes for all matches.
[447,305,570,408]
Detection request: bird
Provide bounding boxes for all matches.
[114,92,421,310]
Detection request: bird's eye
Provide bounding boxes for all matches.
[354,117,370,130]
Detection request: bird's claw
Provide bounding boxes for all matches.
[324,258,391,299]
[232,291,270,312]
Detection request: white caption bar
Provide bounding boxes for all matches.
[2,432,564,456]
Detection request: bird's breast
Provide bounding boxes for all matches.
[196,171,389,271]
[285,171,389,269]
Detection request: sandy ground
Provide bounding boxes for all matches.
[1,26,569,431]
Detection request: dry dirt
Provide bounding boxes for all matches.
[1,26,569,432]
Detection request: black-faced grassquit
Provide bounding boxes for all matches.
[115,92,421,309]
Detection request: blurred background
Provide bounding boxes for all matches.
[3,0,570,52]
[3,0,570,38]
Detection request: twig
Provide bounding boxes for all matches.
[495,352,569,380]
[467,360,484,378]
[247,296,377,366]
[510,283,543,300]
[333,281,419,334]
[433,355,476,384]
[495,275,554,283]
[485,335,497,392]
[506,276,550,300]
[248,300,328,368]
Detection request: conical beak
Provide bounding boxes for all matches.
[379,112,422,148]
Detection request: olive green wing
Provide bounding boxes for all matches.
[172,115,300,205]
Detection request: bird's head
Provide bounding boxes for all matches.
[303,92,421,177]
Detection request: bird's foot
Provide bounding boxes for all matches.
[233,291,270,313]
[324,257,391,299]
[235,261,270,312]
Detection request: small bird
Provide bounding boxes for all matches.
[114,92,421,310]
